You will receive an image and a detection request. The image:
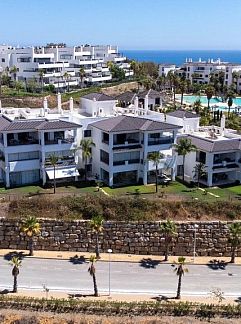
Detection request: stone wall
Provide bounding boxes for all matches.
[0,219,238,257]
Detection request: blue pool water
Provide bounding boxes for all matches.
[180,95,241,110]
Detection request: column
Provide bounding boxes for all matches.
[143,132,149,185]
[57,93,61,113]
[109,133,113,187]
[5,153,10,188]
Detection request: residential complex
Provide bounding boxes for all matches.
[0,90,241,188]
[159,58,241,93]
[0,44,133,89]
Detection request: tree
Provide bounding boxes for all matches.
[147,152,165,193]
[90,215,104,259]
[228,223,241,263]
[39,69,45,93]
[79,68,86,88]
[228,96,233,119]
[174,138,197,182]
[167,71,180,109]
[179,79,187,106]
[48,154,59,194]
[193,162,206,187]
[63,72,71,92]
[21,216,41,256]
[174,256,188,299]
[10,65,18,81]
[160,219,177,261]
[88,255,99,297]
[79,139,95,181]
[14,81,24,93]
[10,256,22,293]
[193,99,202,115]
[205,85,215,111]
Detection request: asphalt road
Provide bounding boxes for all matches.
[0,257,240,297]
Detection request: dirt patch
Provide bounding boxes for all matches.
[102,81,138,96]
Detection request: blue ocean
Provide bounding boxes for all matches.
[122,50,241,66]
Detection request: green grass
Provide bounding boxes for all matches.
[103,184,155,196]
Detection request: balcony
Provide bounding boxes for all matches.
[7,138,39,146]
[113,159,140,166]
[148,137,174,146]
[45,137,75,145]
[45,157,75,168]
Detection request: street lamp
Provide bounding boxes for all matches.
[193,224,199,263]
[107,248,112,296]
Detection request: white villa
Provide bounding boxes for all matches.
[0,44,133,89]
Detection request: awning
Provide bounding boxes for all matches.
[46,167,79,179]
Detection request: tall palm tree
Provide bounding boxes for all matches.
[160,219,177,261]
[10,65,18,82]
[79,139,95,181]
[193,162,206,187]
[79,68,86,88]
[205,85,215,111]
[228,223,241,263]
[90,215,104,259]
[174,256,188,299]
[174,138,197,182]
[39,69,45,93]
[88,255,99,297]
[227,96,234,119]
[10,256,22,293]
[167,71,180,109]
[179,79,187,106]
[63,72,70,92]
[48,153,59,194]
[21,216,41,256]
[147,152,165,193]
[193,99,202,115]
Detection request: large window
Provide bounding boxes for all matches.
[100,150,109,165]
[10,170,40,187]
[113,151,140,165]
[196,151,206,164]
[8,151,39,162]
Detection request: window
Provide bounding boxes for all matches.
[1,58,5,62]
[102,132,109,144]
[8,151,39,162]
[60,54,72,60]
[17,57,31,63]
[100,149,109,165]
[196,151,206,163]
[84,130,91,137]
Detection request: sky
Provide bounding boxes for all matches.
[0,0,241,50]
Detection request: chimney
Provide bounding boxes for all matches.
[69,97,74,112]
[134,95,138,114]
[221,115,226,134]
[43,97,48,116]
[57,92,61,113]
[144,94,148,113]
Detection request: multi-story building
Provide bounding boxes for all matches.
[89,115,181,187]
[0,44,133,89]
[0,114,81,187]
[159,58,241,93]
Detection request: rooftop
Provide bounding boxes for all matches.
[115,91,137,103]
[167,109,199,119]
[81,92,115,101]
[91,115,181,132]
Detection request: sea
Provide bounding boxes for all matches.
[121,50,241,66]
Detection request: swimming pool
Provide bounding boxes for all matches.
[178,95,241,109]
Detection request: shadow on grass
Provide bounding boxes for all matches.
[139,258,161,269]
[69,254,87,265]
[4,251,26,261]
[151,295,176,302]
[207,259,227,270]
[68,293,97,298]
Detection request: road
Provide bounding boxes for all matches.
[0,257,240,297]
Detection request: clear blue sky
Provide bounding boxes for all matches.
[1,0,241,50]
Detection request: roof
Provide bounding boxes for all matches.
[167,109,200,119]
[138,89,162,100]
[91,115,181,133]
[179,135,241,153]
[0,115,80,131]
[81,92,115,101]
[115,91,137,103]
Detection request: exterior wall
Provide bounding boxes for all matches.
[166,116,199,133]
[80,98,116,117]
[0,219,238,257]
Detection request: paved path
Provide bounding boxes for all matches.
[1,257,241,297]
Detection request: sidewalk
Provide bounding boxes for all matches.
[0,249,241,265]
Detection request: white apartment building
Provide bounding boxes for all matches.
[89,115,181,187]
[0,44,132,89]
[159,58,241,93]
[0,113,81,188]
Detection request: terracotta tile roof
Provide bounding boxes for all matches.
[82,92,115,101]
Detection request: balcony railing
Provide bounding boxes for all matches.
[45,158,75,167]
[45,138,75,145]
[8,139,39,146]
[148,137,174,145]
[113,159,140,166]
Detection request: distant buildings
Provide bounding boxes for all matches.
[0,44,133,89]
[159,58,241,94]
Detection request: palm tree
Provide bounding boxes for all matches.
[88,255,99,297]
[160,219,177,261]
[10,256,22,293]
[63,72,70,92]
[21,216,41,256]
[205,85,215,111]
[79,68,86,88]
[179,79,187,106]
[167,71,180,109]
[193,162,206,187]
[90,215,104,259]
[10,65,18,81]
[193,99,202,115]
[227,96,234,119]
[39,69,45,93]
[174,256,188,299]
[79,139,95,181]
[228,223,241,263]
[48,153,59,194]
[174,138,197,182]
[147,152,165,193]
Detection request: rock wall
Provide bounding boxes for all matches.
[0,219,238,257]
